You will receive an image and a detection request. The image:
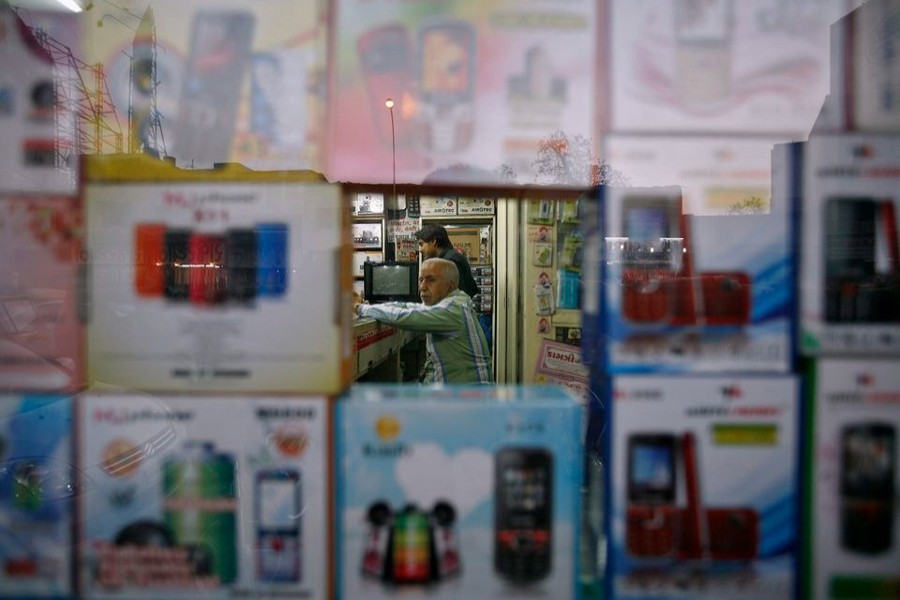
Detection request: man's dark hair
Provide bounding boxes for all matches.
[414,224,452,249]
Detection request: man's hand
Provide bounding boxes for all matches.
[352,291,366,317]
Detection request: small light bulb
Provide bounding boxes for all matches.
[385,98,395,109]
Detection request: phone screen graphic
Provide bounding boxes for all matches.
[494,447,553,583]
[256,469,301,582]
[626,434,679,557]
[840,423,895,554]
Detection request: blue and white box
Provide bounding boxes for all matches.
[606,375,800,600]
[0,395,73,597]
[337,384,583,600]
[596,184,794,373]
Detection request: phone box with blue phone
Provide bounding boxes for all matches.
[336,384,583,600]
[586,183,793,374]
[605,375,800,600]
[790,134,900,356]
[77,393,331,599]
[84,155,353,393]
[0,395,73,597]
[805,358,900,600]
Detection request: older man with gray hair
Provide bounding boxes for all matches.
[353,258,493,384]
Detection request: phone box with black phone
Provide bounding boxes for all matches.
[789,134,900,355]
[0,195,84,392]
[78,393,331,599]
[595,183,793,374]
[0,395,73,597]
[336,384,582,600]
[84,155,353,393]
[806,358,900,600]
[606,375,799,599]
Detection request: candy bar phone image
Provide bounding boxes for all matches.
[357,23,413,147]
[625,433,679,557]
[620,197,683,323]
[188,232,226,305]
[432,501,461,579]
[840,423,895,554]
[256,223,288,297]
[163,229,191,300]
[174,10,255,165]
[824,198,877,322]
[494,447,553,583]
[674,0,733,106]
[255,469,301,582]
[416,20,476,153]
[225,228,257,302]
[134,223,166,297]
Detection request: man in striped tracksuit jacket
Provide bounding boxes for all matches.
[354,258,493,384]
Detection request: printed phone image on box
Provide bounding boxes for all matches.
[77,394,330,599]
[0,196,84,392]
[337,384,582,600]
[797,134,900,355]
[600,185,793,373]
[0,395,73,597]
[808,359,900,600]
[607,375,799,600]
[86,177,351,393]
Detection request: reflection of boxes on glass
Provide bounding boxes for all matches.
[792,134,900,355]
[419,197,458,216]
[78,394,331,599]
[0,196,84,392]
[85,155,351,393]
[807,358,900,600]
[0,395,73,597]
[590,184,793,373]
[606,375,799,599]
[337,384,582,600]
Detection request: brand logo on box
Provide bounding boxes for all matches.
[505,413,545,434]
[720,385,742,400]
[363,416,411,457]
[856,373,874,387]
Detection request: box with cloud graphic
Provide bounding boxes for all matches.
[77,394,331,599]
[605,375,800,600]
[336,384,583,600]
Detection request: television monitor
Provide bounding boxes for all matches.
[363,261,420,303]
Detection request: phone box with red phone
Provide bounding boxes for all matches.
[77,393,332,599]
[337,384,582,600]
[806,358,900,600]
[607,375,800,599]
[595,183,793,374]
[84,155,353,393]
[786,134,900,356]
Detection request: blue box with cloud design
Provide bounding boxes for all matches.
[605,374,800,600]
[336,384,583,600]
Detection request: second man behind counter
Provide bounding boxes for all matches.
[414,224,480,299]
